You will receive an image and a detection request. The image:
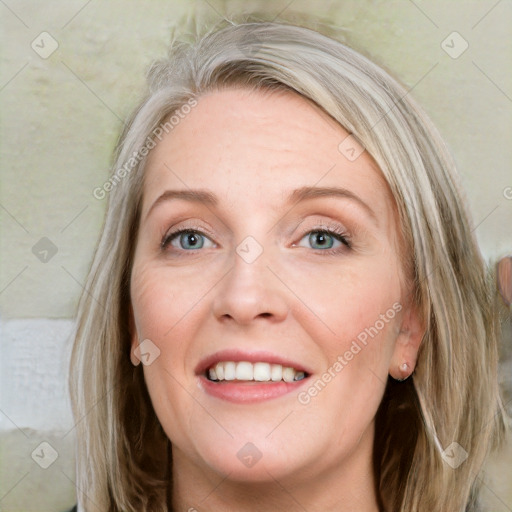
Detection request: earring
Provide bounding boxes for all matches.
[394,362,411,382]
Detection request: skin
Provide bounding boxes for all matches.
[129,87,423,511]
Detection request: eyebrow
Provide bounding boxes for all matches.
[145,189,218,221]
[288,186,377,222]
[145,186,377,223]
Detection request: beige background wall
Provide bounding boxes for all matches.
[1,1,511,510]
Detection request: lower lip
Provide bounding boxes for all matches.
[199,376,309,403]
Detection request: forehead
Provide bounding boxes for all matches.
[141,87,393,220]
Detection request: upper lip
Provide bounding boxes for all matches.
[195,349,312,376]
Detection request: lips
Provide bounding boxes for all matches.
[195,349,312,403]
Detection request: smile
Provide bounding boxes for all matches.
[206,361,307,382]
[196,350,312,403]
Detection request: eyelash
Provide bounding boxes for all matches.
[161,223,351,256]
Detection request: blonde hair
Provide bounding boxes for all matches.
[69,20,507,511]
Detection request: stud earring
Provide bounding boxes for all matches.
[393,362,411,382]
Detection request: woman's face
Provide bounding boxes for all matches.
[130,87,421,487]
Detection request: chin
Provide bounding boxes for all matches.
[196,439,309,483]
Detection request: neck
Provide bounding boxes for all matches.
[170,424,379,512]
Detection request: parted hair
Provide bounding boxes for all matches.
[69,20,506,511]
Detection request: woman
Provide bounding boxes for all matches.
[69,20,507,511]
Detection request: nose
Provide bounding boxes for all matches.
[211,246,289,326]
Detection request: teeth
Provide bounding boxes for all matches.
[271,364,282,381]
[253,362,271,381]
[282,366,295,383]
[235,361,253,380]
[224,361,236,380]
[206,361,307,382]
[215,362,224,380]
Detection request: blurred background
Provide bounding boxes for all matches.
[1,1,511,510]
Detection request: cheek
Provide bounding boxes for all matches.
[131,261,215,343]
[289,255,401,421]
[288,255,401,359]
[130,262,207,397]
[130,263,211,442]
[296,302,401,450]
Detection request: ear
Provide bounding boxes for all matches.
[129,303,141,367]
[389,300,425,380]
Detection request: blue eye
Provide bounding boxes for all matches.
[162,229,215,251]
[161,226,350,255]
[297,228,350,252]
[309,231,336,249]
